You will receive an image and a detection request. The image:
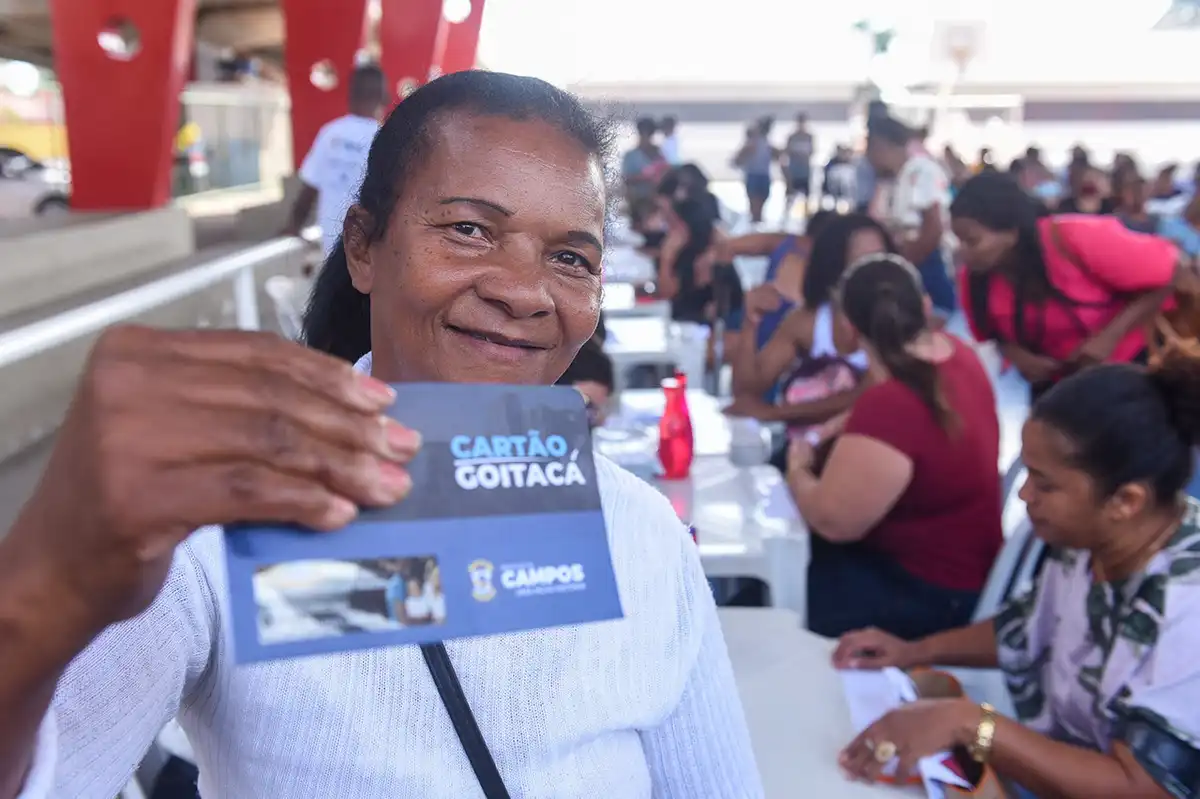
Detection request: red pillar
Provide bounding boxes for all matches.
[50,0,196,210]
[441,0,486,75]
[379,0,448,100]
[280,0,372,170]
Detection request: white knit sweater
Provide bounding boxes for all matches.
[19,454,763,798]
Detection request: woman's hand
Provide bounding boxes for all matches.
[840,698,978,782]
[743,283,785,326]
[814,411,850,443]
[7,326,421,637]
[786,438,815,475]
[832,627,923,670]
[722,394,778,421]
[1067,330,1121,370]
[1006,347,1062,384]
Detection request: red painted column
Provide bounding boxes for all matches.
[441,0,486,75]
[50,0,196,210]
[379,0,448,100]
[280,0,372,170]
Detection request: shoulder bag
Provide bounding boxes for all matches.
[420,643,512,799]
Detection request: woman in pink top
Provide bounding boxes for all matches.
[950,172,1184,401]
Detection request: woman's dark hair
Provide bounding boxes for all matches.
[804,209,838,241]
[1032,350,1200,504]
[802,213,896,309]
[950,171,1076,348]
[838,255,956,430]
[303,71,617,363]
[556,336,614,392]
[671,195,718,269]
[675,162,710,191]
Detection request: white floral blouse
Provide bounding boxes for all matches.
[995,497,1200,752]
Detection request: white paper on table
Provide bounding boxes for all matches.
[762,480,800,521]
[840,669,972,792]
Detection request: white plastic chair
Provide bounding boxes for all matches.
[972,517,1044,623]
[973,456,1042,622]
[264,275,305,341]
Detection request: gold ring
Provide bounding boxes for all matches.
[873,740,897,763]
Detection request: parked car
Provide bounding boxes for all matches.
[0,148,70,218]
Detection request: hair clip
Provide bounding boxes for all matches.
[838,252,923,293]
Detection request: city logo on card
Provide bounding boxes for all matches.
[467,559,497,602]
[498,562,587,598]
[450,431,587,491]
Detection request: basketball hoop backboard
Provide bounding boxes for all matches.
[932,20,986,73]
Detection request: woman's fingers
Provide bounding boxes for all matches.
[153,461,361,532]
[150,327,397,413]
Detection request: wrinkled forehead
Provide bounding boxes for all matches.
[407,113,607,229]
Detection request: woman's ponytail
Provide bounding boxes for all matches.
[839,254,957,432]
[1148,343,1200,448]
[301,236,372,363]
[868,290,957,432]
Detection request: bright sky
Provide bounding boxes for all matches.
[478,0,1178,85]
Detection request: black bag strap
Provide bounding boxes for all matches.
[420,643,511,799]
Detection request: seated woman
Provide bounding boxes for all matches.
[787,254,1003,639]
[725,214,894,447]
[833,351,1200,799]
[718,210,838,356]
[656,196,745,362]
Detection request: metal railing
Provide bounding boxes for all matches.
[0,235,310,371]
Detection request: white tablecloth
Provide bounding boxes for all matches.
[719,608,917,798]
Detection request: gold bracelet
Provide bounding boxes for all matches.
[969,702,997,764]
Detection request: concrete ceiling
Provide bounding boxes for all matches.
[0,0,284,67]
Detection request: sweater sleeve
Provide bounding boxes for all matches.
[637,509,764,797]
[16,528,221,798]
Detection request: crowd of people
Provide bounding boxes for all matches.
[3,68,1200,799]
[610,98,1200,796]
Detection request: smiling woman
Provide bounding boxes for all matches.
[0,71,761,799]
[304,72,613,387]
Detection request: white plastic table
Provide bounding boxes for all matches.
[719,607,917,798]
[659,458,809,619]
[603,317,683,393]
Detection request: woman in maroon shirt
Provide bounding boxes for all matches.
[787,253,1003,639]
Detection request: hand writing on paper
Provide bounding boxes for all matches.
[839,699,978,783]
[832,627,921,670]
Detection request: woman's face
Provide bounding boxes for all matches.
[1120,178,1147,211]
[951,217,1016,273]
[1017,419,1150,550]
[346,113,606,385]
[845,228,888,265]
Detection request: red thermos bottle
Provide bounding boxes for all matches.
[658,372,694,480]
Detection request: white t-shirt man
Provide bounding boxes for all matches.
[298,114,380,256]
[887,153,954,259]
[660,133,680,165]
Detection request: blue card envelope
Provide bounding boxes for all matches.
[224,383,622,663]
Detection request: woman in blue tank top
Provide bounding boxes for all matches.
[725,215,896,448]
